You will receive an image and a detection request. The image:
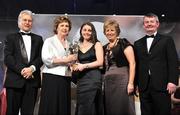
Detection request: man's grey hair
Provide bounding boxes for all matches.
[18,10,33,27]
[143,13,159,23]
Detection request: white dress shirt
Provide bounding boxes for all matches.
[146,32,157,75]
[146,32,157,52]
[147,37,153,52]
[20,30,37,72]
[20,31,31,62]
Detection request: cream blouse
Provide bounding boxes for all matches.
[41,35,70,76]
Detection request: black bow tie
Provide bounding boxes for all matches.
[145,35,154,38]
[20,32,31,36]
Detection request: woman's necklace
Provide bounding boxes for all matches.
[108,38,119,50]
[80,42,93,51]
[60,39,67,49]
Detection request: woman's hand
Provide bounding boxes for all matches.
[76,63,86,71]
[72,63,88,71]
[127,83,134,95]
[67,54,77,62]
[70,63,78,71]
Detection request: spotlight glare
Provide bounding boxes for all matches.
[161,14,165,17]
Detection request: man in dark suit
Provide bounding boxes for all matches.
[4,10,43,115]
[134,13,179,115]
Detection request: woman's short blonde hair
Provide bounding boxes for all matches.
[103,19,121,36]
[53,16,72,34]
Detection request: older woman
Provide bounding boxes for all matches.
[38,16,76,115]
[103,20,136,115]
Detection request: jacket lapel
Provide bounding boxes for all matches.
[18,33,29,64]
[149,33,161,52]
[141,36,148,54]
[30,34,35,62]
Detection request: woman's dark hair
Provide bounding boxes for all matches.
[79,22,98,44]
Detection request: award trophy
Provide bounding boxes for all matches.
[69,41,79,69]
[69,41,79,55]
[65,41,79,76]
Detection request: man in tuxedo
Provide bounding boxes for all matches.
[4,10,43,115]
[134,13,179,115]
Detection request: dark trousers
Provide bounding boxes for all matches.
[139,78,171,115]
[6,84,38,115]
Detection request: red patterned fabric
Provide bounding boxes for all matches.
[0,88,7,115]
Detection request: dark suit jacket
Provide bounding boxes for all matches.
[4,32,43,88]
[134,33,178,92]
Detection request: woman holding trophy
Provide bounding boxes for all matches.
[39,16,77,115]
[73,22,104,115]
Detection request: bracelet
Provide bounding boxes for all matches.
[128,82,134,85]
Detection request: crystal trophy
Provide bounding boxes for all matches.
[69,41,79,69]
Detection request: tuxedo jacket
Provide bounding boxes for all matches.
[134,33,178,92]
[4,32,43,88]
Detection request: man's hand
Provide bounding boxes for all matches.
[167,83,177,94]
[21,67,34,79]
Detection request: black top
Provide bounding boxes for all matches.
[104,38,132,71]
[78,44,96,64]
[72,43,99,83]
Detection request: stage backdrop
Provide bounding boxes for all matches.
[32,14,180,56]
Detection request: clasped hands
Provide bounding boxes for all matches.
[21,67,34,79]
[70,63,87,72]
[67,54,77,62]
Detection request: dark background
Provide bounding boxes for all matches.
[0,0,180,22]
